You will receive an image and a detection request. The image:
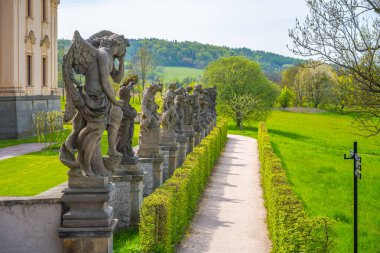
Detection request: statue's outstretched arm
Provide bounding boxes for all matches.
[98,51,122,106]
[111,55,125,83]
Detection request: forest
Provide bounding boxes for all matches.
[58,38,301,83]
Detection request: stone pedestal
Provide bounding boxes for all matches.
[109,175,131,229]
[58,176,117,253]
[139,158,154,196]
[129,174,144,227]
[160,144,179,181]
[153,156,164,190]
[138,127,161,158]
[194,131,201,146]
[176,135,188,167]
[184,125,195,154]
[109,156,139,229]
[201,128,206,139]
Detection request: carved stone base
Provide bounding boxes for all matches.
[109,175,132,229]
[194,131,202,146]
[176,135,188,167]
[129,174,145,227]
[153,155,164,190]
[59,176,117,253]
[59,220,116,253]
[138,127,161,158]
[184,125,195,154]
[160,144,179,181]
[201,128,206,139]
[139,158,154,196]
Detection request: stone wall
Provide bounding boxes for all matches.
[0,95,61,139]
[0,184,65,253]
[109,177,131,229]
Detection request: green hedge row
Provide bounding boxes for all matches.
[258,122,335,253]
[139,119,228,253]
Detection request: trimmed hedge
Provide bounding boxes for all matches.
[139,119,228,252]
[258,122,335,253]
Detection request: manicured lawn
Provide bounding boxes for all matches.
[0,136,38,149]
[230,111,380,253]
[0,124,140,196]
[114,228,141,253]
[162,66,203,82]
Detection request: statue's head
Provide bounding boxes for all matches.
[124,75,138,86]
[119,84,132,102]
[175,87,186,95]
[87,30,129,57]
[168,82,177,90]
[194,84,203,92]
[186,86,193,93]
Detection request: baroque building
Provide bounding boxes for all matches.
[0,0,60,139]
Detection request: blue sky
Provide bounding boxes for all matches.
[58,0,309,57]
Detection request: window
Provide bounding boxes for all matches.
[42,0,47,22]
[27,55,32,86]
[42,57,47,86]
[27,0,32,17]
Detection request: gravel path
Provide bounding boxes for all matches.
[177,134,272,253]
[0,143,47,161]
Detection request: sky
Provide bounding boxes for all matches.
[58,0,309,57]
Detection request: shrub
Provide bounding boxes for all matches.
[33,111,67,149]
[139,119,228,253]
[278,85,295,108]
[258,122,335,252]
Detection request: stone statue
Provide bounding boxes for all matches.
[192,85,202,132]
[163,82,176,112]
[174,87,187,135]
[161,83,177,144]
[116,75,138,160]
[184,86,194,126]
[140,82,162,134]
[60,30,128,177]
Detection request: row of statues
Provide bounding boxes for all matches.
[59,30,217,179]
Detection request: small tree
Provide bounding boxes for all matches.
[203,56,277,128]
[132,47,155,99]
[278,86,295,108]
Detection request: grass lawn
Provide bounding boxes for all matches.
[162,66,203,82]
[230,111,380,253]
[114,228,141,253]
[0,136,38,149]
[0,124,140,196]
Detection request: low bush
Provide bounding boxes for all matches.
[139,119,228,252]
[258,122,335,252]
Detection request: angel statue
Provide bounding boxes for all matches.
[60,30,129,177]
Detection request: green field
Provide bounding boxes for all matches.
[258,111,380,252]
[0,124,140,196]
[162,66,203,82]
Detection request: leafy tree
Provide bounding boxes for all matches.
[131,47,155,92]
[301,64,335,108]
[281,65,304,106]
[289,0,380,134]
[278,86,295,108]
[203,56,278,128]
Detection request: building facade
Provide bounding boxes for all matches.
[0,0,60,139]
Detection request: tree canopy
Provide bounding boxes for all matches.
[203,56,278,128]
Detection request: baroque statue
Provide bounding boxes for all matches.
[140,82,162,134]
[174,87,187,135]
[116,75,138,160]
[161,83,178,144]
[60,30,128,177]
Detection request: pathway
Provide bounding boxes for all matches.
[0,143,47,161]
[178,134,271,253]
